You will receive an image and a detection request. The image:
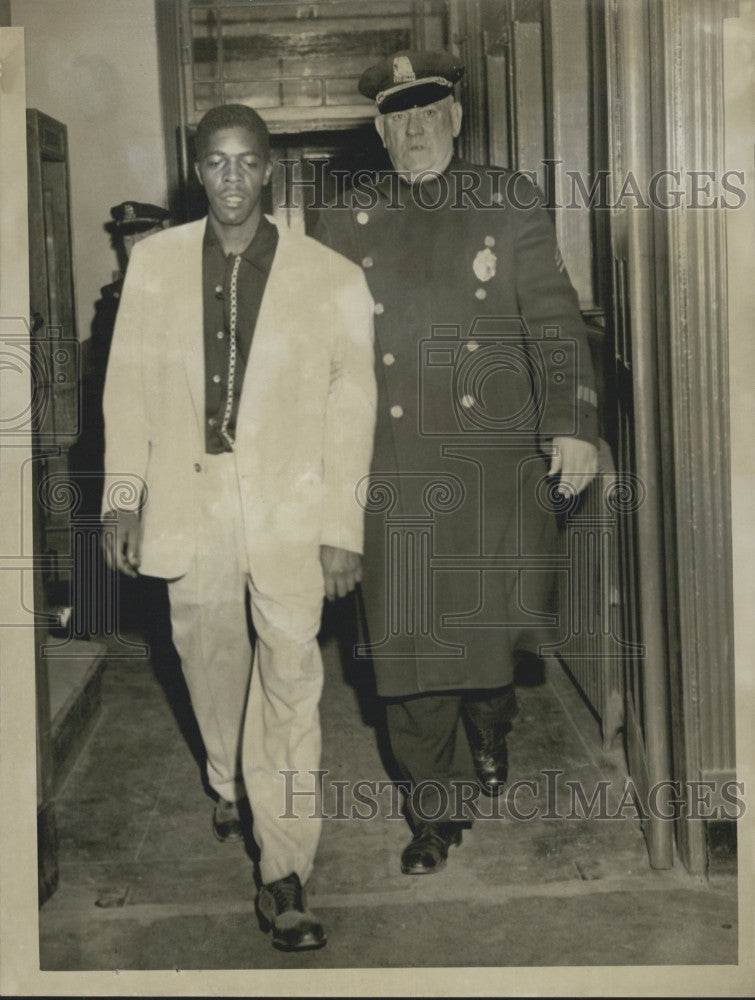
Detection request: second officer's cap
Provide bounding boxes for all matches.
[108,201,170,233]
[359,50,465,114]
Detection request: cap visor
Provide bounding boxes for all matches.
[378,81,453,114]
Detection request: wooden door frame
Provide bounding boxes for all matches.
[604,0,676,870]
[648,0,737,875]
[0,29,55,906]
[604,0,736,874]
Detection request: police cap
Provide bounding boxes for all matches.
[108,201,170,233]
[359,50,464,114]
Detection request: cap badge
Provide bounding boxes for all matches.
[124,203,136,221]
[473,247,497,283]
[392,55,416,84]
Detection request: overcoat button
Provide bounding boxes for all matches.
[357,211,369,225]
[216,330,224,339]
[194,462,202,472]
[362,256,374,269]
[215,284,224,297]
[213,373,221,383]
[475,288,487,300]
[390,404,404,419]
[484,236,495,247]
[383,352,395,366]
[374,302,385,315]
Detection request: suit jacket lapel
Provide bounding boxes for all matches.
[176,219,206,434]
[235,218,287,443]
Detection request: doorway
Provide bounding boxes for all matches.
[157,0,737,878]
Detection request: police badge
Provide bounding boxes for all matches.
[392,55,416,83]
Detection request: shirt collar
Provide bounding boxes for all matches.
[203,214,278,272]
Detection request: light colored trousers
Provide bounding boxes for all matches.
[167,453,324,884]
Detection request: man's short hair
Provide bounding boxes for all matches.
[194,104,270,161]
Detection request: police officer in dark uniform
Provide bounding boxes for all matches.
[71,202,171,634]
[91,201,171,378]
[315,51,599,875]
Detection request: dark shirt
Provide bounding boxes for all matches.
[202,215,278,453]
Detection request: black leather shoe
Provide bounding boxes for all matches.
[400,821,463,875]
[256,872,327,951]
[462,696,512,796]
[212,797,244,842]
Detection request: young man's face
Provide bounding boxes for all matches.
[194,125,272,229]
[375,96,462,177]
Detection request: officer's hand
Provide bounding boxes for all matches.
[548,436,599,497]
[101,508,141,578]
[320,545,362,601]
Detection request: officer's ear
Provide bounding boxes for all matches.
[374,113,387,148]
[194,160,204,188]
[451,101,463,138]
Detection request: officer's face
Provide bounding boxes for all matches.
[375,96,462,177]
[194,126,272,229]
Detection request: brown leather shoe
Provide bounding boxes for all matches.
[256,872,326,951]
[400,821,463,874]
[212,797,244,842]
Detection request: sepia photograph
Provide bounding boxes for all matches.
[0,0,752,995]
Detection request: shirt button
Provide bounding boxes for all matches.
[460,394,475,409]
[362,256,374,269]
[374,302,384,315]
[216,330,224,339]
[390,404,403,419]
[467,340,479,352]
[357,211,369,225]
[484,235,495,247]
[383,352,395,366]
[194,462,202,472]
[213,374,221,384]
[475,288,487,300]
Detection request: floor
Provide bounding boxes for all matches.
[38,583,738,973]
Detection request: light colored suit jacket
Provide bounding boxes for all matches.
[102,217,376,596]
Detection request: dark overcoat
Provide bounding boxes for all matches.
[314,159,598,697]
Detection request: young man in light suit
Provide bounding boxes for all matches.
[101,104,376,951]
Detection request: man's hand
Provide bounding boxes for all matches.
[101,509,141,578]
[320,545,362,601]
[548,436,599,497]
